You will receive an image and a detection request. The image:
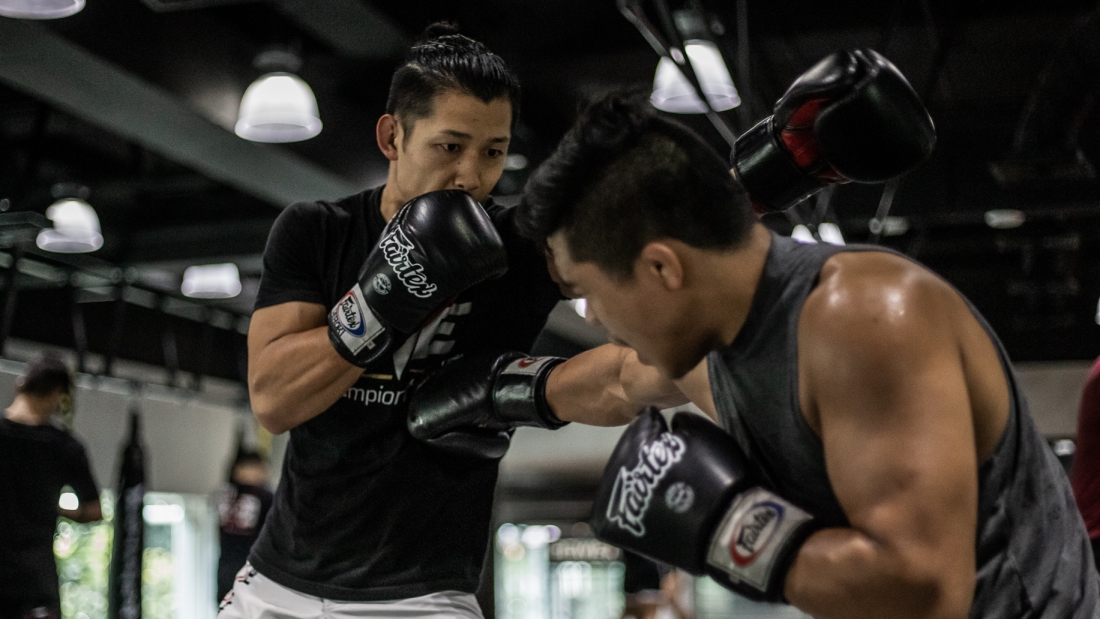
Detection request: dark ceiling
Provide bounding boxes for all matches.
[0,0,1098,385]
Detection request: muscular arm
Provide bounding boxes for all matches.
[248,301,364,434]
[546,344,716,426]
[784,266,977,619]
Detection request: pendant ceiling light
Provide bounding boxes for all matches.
[181,263,242,299]
[0,0,84,19]
[36,198,103,253]
[651,40,740,114]
[235,48,321,143]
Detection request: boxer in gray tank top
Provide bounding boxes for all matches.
[706,233,1099,618]
[516,90,1100,618]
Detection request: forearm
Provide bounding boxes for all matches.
[249,326,364,433]
[785,529,970,619]
[545,344,645,426]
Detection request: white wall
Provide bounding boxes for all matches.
[1015,360,1093,437]
[0,358,240,495]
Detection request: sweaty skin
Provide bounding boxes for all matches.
[546,222,1010,619]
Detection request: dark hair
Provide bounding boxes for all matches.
[18,354,72,397]
[386,22,521,135]
[516,91,755,279]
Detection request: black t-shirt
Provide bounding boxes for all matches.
[0,417,99,605]
[217,481,274,599]
[248,186,561,601]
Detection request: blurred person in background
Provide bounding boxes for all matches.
[216,449,274,601]
[1072,357,1100,573]
[0,355,100,619]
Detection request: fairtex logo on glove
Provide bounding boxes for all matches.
[337,290,366,336]
[606,434,686,537]
[729,500,784,566]
[378,227,438,299]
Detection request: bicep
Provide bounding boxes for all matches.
[805,296,977,573]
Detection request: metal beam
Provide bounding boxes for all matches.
[0,18,359,208]
[273,0,410,60]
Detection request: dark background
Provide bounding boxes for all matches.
[1,0,1099,384]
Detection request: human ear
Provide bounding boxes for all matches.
[376,115,400,161]
[637,242,684,291]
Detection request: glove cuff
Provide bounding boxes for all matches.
[328,284,393,367]
[493,356,569,429]
[704,487,817,602]
[732,117,823,213]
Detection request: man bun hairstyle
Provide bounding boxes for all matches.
[386,22,521,134]
[18,354,73,398]
[517,90,755,280]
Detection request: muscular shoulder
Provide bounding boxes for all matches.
[799,252,964,417]
[802,251,959,345]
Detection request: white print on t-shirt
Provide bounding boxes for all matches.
[392,301,472,379]
[342,386,409,406]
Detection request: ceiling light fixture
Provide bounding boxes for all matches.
[36,198,103,253]
[235,48,321,143]
[984,209,1026,229]
[504,154,529,171]
[0,0,84,19]
[651,40,740,114]
[818,222,845,246]
[791,224,816,244]
[181,263,242,299]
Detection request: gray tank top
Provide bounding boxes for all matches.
[707,233,1099,618]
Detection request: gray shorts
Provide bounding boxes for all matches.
[217,563,484,619]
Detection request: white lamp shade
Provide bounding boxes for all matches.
[181,263,242,299]
[651,40,740,114]
[0,0,84,19]
[36,198,103,253]
[791,224,817,244]
[818,222,846,246]
[235,72,322,143]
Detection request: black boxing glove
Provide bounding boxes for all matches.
[328,190,508,367]
[591,410,819,602]
[733,48,936,212]
[408,352,569,459]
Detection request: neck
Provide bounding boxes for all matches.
[700,223,773,349]
[5,394,53,426]
[379,167,405,222]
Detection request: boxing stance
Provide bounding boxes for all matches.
[407,50,934,456]
[512,51,1100,619]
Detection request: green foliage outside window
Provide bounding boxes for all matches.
[53,491,177,619]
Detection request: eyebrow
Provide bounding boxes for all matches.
[438,129,510,144]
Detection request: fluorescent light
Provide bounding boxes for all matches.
[791,224,817,244]
[504,154,529,171]
[36,198,103,253]
[651,41,740,114]
[0,0,84,19]
[869,216,910,237]
[235,72,322,143]
[58,492,78,510]
[984,209,1025,229]
[143,503,184,524]
[818,222,845,246]
[181,263,242,299]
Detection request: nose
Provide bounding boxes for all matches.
[452,153,481,194]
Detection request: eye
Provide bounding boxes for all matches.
[439,143,460,153]
[487,149,504,158]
